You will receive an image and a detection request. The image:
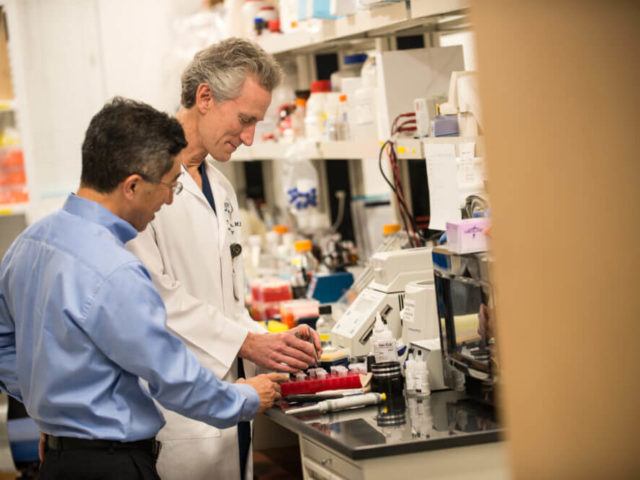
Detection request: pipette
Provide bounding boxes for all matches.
[285,392,386,415]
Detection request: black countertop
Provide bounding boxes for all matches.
[265,390,502,460]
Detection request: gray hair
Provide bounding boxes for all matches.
[181,37,283,108]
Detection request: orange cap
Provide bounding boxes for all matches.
[339,94,347,102]
[273,224,289,234]
[382,223,401,236]
[294,239,312,252]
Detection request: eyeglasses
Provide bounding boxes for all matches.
[157,179,183,195]
[138,173,183,195]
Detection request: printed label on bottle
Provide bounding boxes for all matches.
[374,340,397,363]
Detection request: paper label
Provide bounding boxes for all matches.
[374,339,397,363]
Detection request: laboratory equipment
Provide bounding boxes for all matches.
[285,392,386,415]
[375,46,464,139]
[432,247,497,405]
[401,279,439,344]
[431,112,459,137]
[409,338,447,391]
[414,97,430,137]
[280,371,363,396]
[332,247,433,356]
[284,388,367,403]
[439,71,482,137]
[371,362,404,399]
[308,271,354,303]
[338,221,408,310]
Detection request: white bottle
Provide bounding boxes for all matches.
[330,53,367,93]
[405,352,416,394]
[322,92,340,141]
[304,80,331,141]
[241,0,266,38]
[413,350,430,397]
[335,94,350,140]
[371,313,397,364]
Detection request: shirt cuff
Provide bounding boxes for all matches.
[233,383,260,421]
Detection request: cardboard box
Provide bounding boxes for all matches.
[446,218,490,254]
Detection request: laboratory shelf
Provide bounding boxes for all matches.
[233,139,417,161]
[0,202,28,216]
[232,142,287,161]
[410,0,470,20]
[257,0,468,55]
[231,136,482,161]
[233,140,379,161]
[317,140,380,159]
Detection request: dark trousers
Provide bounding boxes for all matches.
[40,445,160,480]
[237,358,251,480]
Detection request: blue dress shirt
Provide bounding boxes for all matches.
[0,194,259,441]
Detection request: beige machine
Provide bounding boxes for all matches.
[332,247,433,357]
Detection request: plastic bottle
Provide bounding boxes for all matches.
[322,92,340,141]
[278,0,299,33]
[327,94,350,141]
[371,313,398,364]
[304,80,331,141]
[291,239,318,298]
[352,55,380,140]
[380,223,409,251]
[316,304,335,347]
[291,97,306,139]
[413,350,430,397]
[405,352,417,395]
[330,53,367,93]
[241,0,266,38]
[257,5,278,23]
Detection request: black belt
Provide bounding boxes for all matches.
[47,435,161,458]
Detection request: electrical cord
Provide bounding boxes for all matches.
[378,139,423,247]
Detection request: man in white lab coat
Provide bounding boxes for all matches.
[127,38,321,480]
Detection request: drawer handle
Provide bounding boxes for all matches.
[302,457,344,480]
[321,458,333,467]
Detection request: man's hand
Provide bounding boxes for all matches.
[237,373,283,413]
[239,325,323,373]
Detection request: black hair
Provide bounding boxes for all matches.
[80,97,187,193]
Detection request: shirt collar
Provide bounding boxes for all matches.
[63,194,138,244]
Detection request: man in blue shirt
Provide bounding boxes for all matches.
[0,97,281,480]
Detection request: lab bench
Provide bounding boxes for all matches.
[265,390,508,480]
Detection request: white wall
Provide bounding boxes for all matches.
[97,0,201,113]
[5,0,203,219]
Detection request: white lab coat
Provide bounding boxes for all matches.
[127,158,265,480]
